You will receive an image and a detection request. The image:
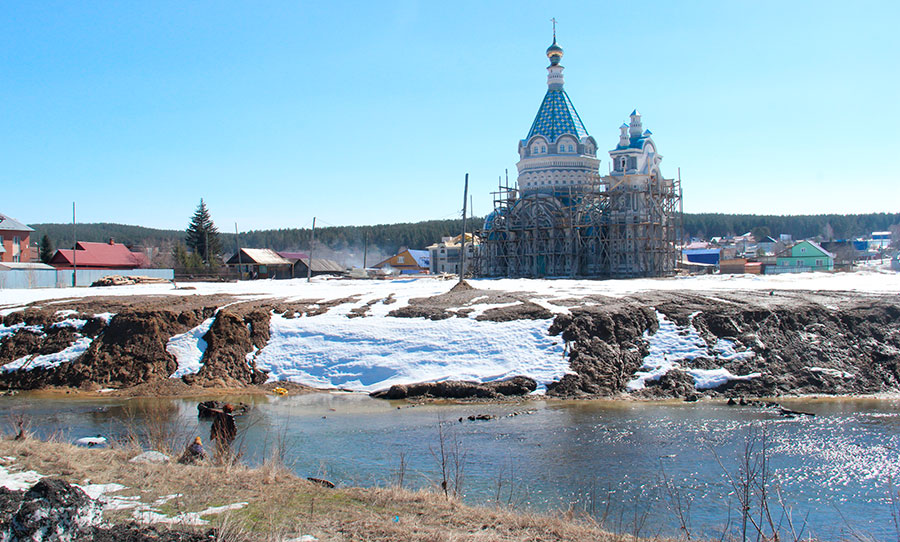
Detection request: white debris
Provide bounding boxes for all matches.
[74,436,108,447]
[808,366,855,379]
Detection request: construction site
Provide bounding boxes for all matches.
[476,36,683,279]
[477,170,683,279]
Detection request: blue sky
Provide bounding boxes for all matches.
[2,1,898,230]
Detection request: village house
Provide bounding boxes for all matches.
[50,239,149,269]
[426,234,479,275]
[773,240,834,273]
[277,251,345,278]
[0,212,34,263]
[374,249,430,275]
[225,248,292,279]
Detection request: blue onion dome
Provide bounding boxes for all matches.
[546,38,563,65]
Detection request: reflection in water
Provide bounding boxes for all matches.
[2,394,898,540]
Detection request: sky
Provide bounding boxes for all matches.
[2,1,898,231]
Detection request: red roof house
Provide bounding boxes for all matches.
[50,240,150,269]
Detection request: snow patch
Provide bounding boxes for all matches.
[627,311,759,391]
[167,317,216,378]
[51,318,87,330]
[93,312,116,324]
[0,463,44,491]
[2,336,94,372]
[254,311,568,392]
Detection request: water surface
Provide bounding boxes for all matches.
[3,393,898,540]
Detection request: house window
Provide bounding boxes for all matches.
[816,259,823,267]
[797,260,803,266]
[398,256,405,264]
[800,247,806,254]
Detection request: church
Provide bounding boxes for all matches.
[478,33,682,278]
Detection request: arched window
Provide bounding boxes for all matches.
[568,144,574,152]
[541,146,546,153]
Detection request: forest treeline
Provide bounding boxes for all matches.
[31,212,900,257]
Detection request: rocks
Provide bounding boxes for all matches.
[2,478,101,541]
[129,451,170,464]
[370,376,537,400]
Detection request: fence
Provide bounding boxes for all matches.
[0,268,174,290]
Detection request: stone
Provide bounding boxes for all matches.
[129,451,170,464]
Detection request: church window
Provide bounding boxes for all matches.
[541,146,546,153]
[568,145,574,152]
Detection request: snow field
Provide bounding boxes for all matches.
[254,311,569,392]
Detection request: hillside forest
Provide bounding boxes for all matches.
[30,212,900,268]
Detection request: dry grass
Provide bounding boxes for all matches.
[0,435,643,542]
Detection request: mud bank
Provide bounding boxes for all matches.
[2,287,899,399]
[548,290,900,399]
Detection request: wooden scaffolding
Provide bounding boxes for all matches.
[476,173,682,278]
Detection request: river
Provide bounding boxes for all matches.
[2,392,898,540]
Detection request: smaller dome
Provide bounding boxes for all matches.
[546,39,563,65]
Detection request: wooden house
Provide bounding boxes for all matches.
[374,249,430,274]
[225,248,292,279]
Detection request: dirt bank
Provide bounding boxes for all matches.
[547,290,900,399]
[2,286,899,400]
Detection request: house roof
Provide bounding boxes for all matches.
[407,249,430,268]
[277,251,310,262]
[526,89,589,143]
[226,248,292,266]
[0,213,34,233]
[51,241,149,268]
[296,258,345,273]
[776,240,836,259]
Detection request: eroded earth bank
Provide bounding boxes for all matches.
[1,283,898,400]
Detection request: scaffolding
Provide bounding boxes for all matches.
[477,173,682,278]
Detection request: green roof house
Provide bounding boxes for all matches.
[774,240,834,273]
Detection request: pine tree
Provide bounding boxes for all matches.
[39,234,54,263]
[185,199,223,265]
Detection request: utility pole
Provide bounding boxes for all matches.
[235,222,242,280]
[72,202,77,287]
[363,230,368,270]
[459,173,468,283]
[307,217,316,282]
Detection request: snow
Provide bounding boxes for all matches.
[808,366,855,379]
[51,318,87,330]
[254,311,567,392]
[2,336,94,372]
[133,501,248,526]
[166,317,216,378]
[93,312,116,324]
[627,311,760,391]
[3,270,900,392]
[0,463,43,491]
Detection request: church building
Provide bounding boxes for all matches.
[478,33,682,278]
